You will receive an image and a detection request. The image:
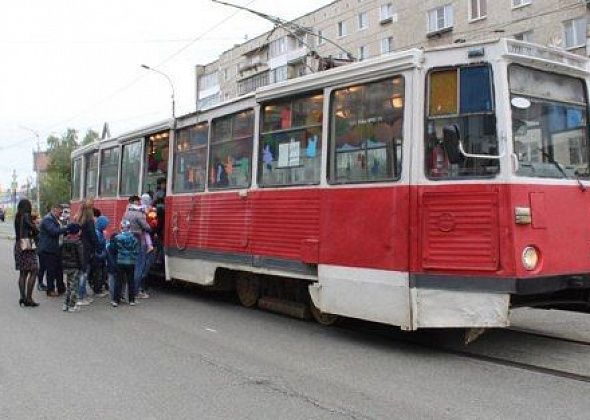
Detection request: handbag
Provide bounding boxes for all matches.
[19,215,36,251]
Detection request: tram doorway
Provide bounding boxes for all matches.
[143,131,169,195]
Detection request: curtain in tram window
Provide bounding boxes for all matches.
[429,70,457,116]
[460,66,493,114]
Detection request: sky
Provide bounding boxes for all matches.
[0,0,333,188]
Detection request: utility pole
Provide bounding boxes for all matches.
[11,170,17,213]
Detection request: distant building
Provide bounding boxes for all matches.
[33,151,50,177]
[196,0,590,109]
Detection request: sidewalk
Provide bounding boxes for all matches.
[0,221,14,240]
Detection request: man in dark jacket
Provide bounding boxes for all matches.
[38,204,69,296]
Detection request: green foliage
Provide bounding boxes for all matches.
[82,129,99,146]
[39,128,96,212]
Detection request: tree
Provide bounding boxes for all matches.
[82,129,99,145]
[39,128,83,212]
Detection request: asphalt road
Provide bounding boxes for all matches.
[1,237,589,420]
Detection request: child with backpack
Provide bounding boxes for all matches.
[92,215,110,297]
[110,220,139,307]
[60,224,83,312]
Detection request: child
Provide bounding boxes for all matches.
[140,194,155,253]
[112,220,139,307]
[93,216,110,297]
[60,225,83,312]
[105,231,119,304]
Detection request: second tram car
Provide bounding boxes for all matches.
[71,39,590,330]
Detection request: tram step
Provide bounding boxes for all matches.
[258,297,311,320]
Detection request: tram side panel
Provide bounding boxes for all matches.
[409,183,515,329]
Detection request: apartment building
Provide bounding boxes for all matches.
[196,0,590,109]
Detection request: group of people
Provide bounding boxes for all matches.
[13,189,162,312]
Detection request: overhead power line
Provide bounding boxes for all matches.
[44,0,258,133]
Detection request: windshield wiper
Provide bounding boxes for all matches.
[537,148,568,179]
[538,148,586,192]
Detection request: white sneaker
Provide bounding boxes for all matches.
[129,301,137,306]
[137,292,150,299]
[110,301,118,307]
[86,297,94,303]
[96,292,109,298]
[76,299,90,306]
[67,306,79,313]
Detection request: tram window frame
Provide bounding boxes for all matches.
[259,92,324,188]
[119,140,142,197]
[99,146,120,198]
[424,64,499,180]
[173,122,209,193]
[328,76,405,185]
[71,157,82,200]
[84,151,99,199]
[208,109,254,190]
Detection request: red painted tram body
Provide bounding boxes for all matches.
[72,40,590,330]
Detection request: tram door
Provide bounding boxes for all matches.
[143,131,170,195]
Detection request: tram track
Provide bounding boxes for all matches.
[336,320,590,385]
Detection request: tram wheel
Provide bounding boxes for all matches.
[309,300,340,326]
[236,273,261,308]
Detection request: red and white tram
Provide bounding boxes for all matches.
[72,39,590,330]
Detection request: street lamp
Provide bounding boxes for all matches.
[141,64,176,121]
[19,125,41,214]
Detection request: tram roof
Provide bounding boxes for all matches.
[71,119,171,158]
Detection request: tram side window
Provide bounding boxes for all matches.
[174,122,209,193]
[426,65,499,179]
[120,141,142,196]
[84,151,98,198]
[99,147,120,197]
[329,77,405,183]
[71,158,81,200]
[260,93,323,186]
[209,110,254,189]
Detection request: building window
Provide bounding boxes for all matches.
[469,0,486,21]
[514,30,534,43]
[358,45,368,61]
[99,147,119,197]
[237,71,270,95]
[174,123,208,193]
[84,151,98,198]
[270,37,287,57]
[428,5,453,34]
[380,3,394,22]
[259,93,323,186]
[338,21,348,37]
[317,30,325,45]
[199,72,219,90]
[512,0,531,8]
[329,77,405,183]
[358,12,368,30]
[270,66,288,84]
[564,17,586,49]
[120,141,142,196]
[381,37,394,55]
[209,110,254,189]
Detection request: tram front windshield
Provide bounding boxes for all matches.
[510,65,590,179]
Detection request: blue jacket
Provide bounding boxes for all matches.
[95,216,109,261]
[105,233,118,275]
[113,231,139,266]
[38,212,67,254]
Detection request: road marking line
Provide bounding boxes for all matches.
[205,328,217,333]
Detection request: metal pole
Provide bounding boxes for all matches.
[141,64,176,120]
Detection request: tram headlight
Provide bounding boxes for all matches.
[522,246,539,271]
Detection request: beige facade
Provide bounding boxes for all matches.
[196,0,590,109]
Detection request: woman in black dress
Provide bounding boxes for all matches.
[14,199,40,307]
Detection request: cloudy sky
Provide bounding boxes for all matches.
[0,0,333,188]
